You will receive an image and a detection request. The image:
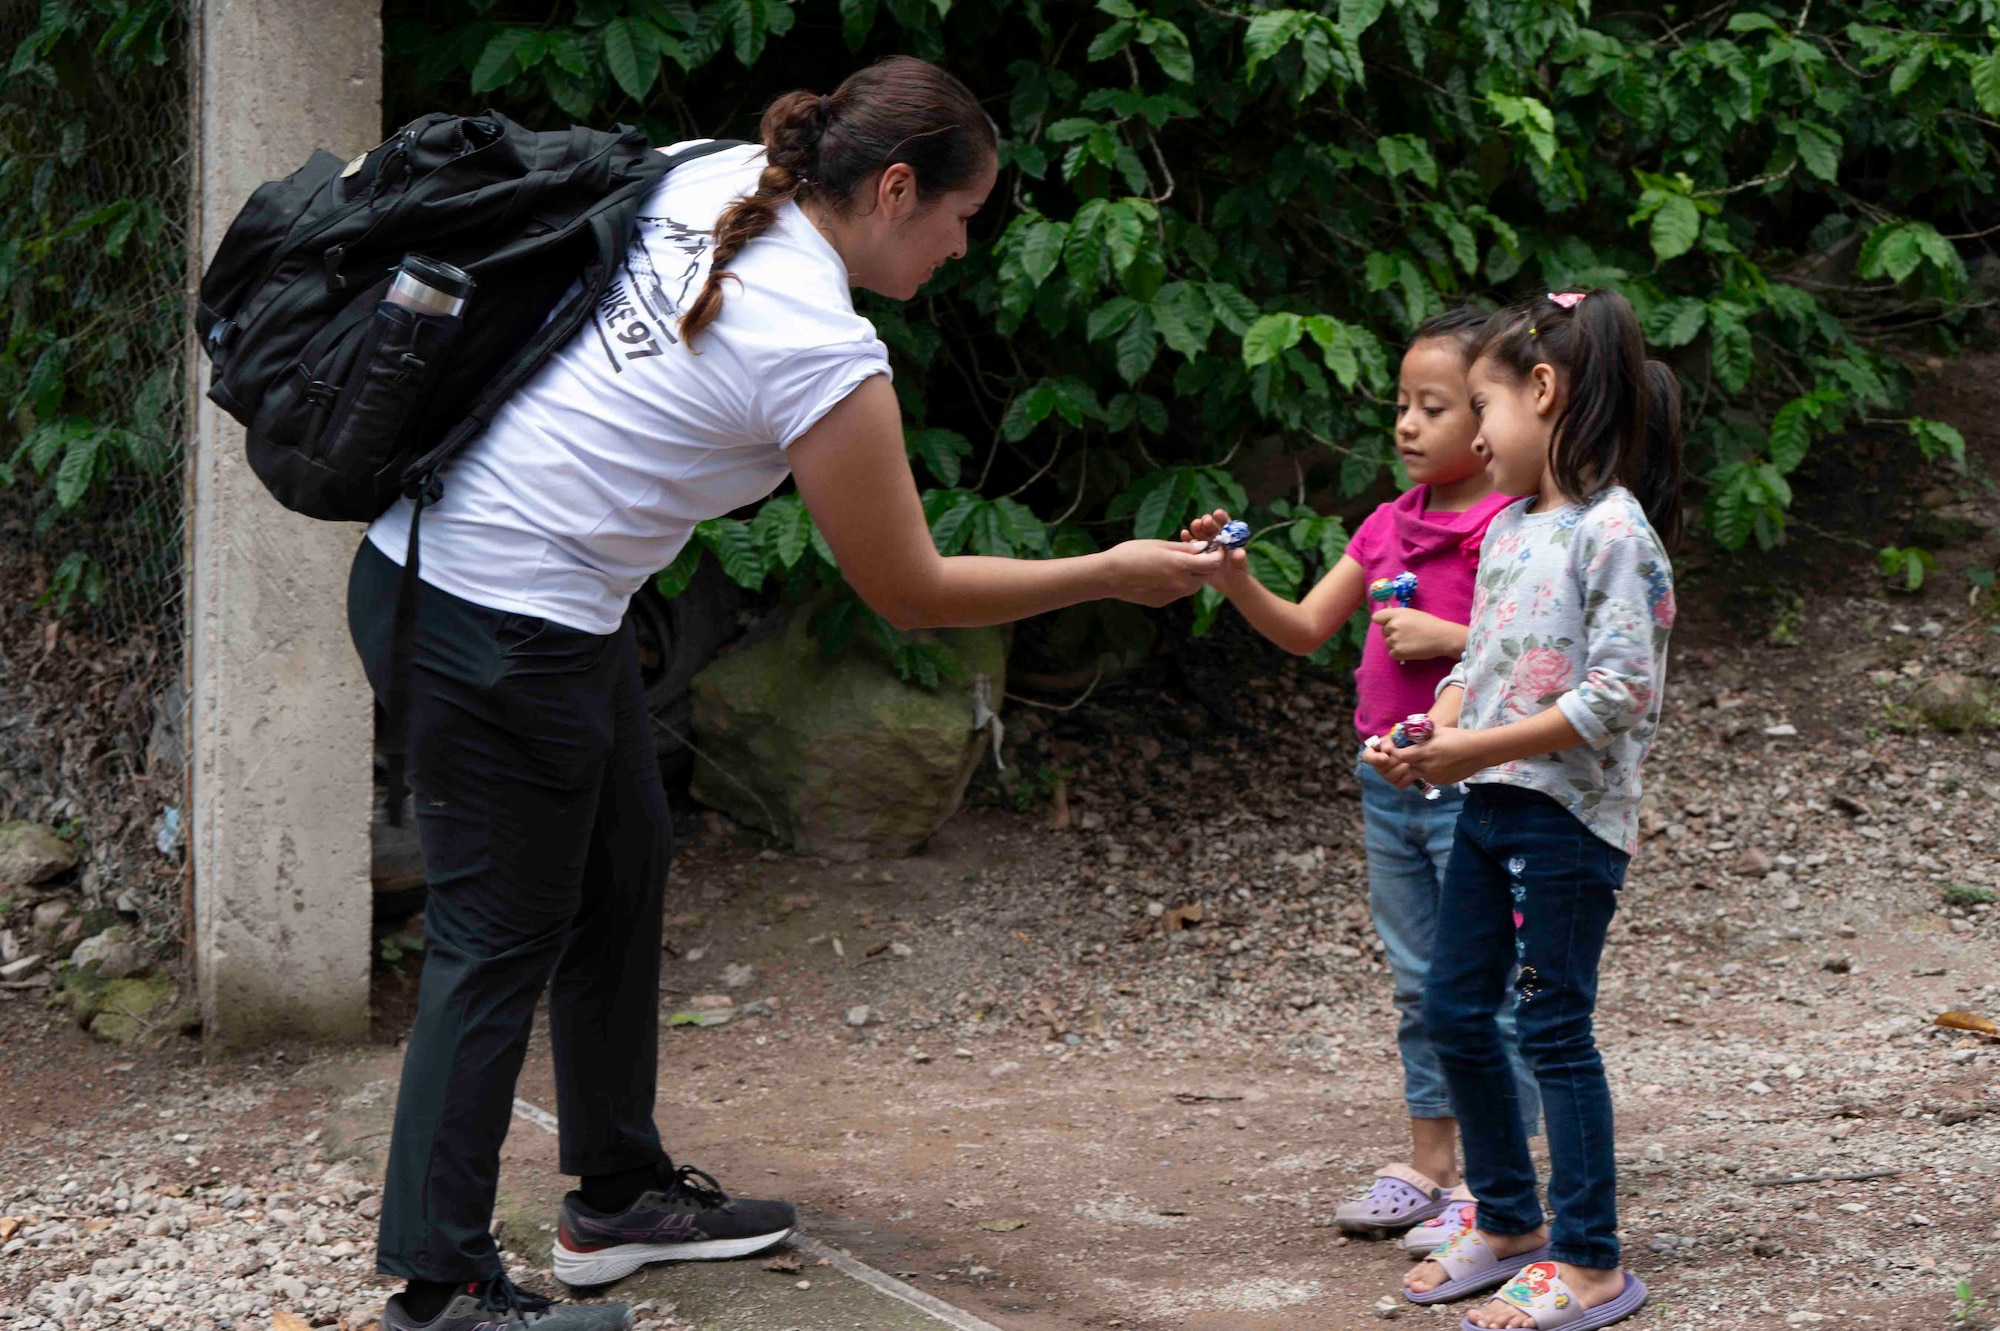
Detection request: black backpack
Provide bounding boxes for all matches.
[195,111,740,820]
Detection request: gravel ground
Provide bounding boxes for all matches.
[3,566,1998,1329]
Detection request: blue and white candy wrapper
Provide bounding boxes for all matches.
[1200,520,1251,553]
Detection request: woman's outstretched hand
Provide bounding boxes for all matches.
[1102,538,1228,606]
[1180,509,1250,591]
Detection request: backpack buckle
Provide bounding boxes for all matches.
[302,379,337,409]
[395,352,427,380]
[324,245,349,292]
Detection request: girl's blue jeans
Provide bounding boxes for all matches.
[1355,761,1540,1137]
[1425,782,1630,1270]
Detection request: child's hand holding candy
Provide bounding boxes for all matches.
[1181,509,1252,590]
[1367,723,1489,789]
[1371,607,1469,663]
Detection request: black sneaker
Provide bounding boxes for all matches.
[380,1276,630,1331]
[552,1159,797,1286]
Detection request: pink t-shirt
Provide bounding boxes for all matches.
[1345,485,1513,741]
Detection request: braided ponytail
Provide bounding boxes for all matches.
[680,57,994,348]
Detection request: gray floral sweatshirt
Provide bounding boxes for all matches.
[1439,486,1675,854]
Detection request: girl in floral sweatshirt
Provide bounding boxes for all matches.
[1368,289,1682,1331]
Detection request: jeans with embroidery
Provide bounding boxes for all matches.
[1424,782,1629,1270]
[1355,761,1540,1136]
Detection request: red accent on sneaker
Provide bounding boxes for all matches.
[556,1218,615,1255]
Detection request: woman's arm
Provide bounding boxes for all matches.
[788,376,1222,629]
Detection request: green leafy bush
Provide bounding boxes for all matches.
[3,0,187,614]
[388,2,1996,653]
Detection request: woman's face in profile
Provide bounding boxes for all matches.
[855,154,998,301]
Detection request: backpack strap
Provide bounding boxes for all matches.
[378,135,747,826]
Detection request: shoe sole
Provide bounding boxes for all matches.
[552,1227,795,1286]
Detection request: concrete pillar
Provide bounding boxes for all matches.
[189,0,381,1046]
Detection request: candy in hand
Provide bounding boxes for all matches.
[1200,519,1251,553]
[1389,715,1434,748]
[1367,712,1442,800]
[1369,571,1419,608]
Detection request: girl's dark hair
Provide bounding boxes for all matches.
[681,56,996,346]
[1471,288,1684,545]
[1409,305,1488,361]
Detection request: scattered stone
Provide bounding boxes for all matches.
[1911,673,1994,733]
[721,963,756,989]
[68,926,144,980]
[846,1004,872,1027]
[0,953,44,982]
[0,823,77,888]
[1763,724,1797,738]
[27,900,72,949]
[987,1061,1021,1079]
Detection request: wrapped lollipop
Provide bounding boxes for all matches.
[1200,519,1252,554]
[1366,712,1443,800]
[1368,570,1419,608]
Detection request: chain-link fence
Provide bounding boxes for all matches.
[0,0,192,953]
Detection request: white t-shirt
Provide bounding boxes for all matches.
[366,142,890,634]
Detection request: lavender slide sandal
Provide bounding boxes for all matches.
[1405,1230,1554,1306]
[1334,1164,1452,1232]
[1459,1264,1648,1330]
[1402,1190,1476,1253]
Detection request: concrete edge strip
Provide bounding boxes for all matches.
[509,1098,1008,1331]
[786,1236,1009,1331]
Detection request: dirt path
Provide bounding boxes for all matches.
[6,394,2000,1329]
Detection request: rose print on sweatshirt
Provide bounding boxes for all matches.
[1508,644,1574,708]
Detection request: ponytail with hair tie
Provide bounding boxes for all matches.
[1469,287,1684,546]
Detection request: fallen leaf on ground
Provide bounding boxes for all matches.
[1162,900,1204,931]
[666,1009,731,1027]
[1172,1091,1243,1104]
[272,1311,311,1331]
[1935,1010,2000,1038]
[0,1217,23,1242]
[762,1253,803,1273]
[976,1218,1027,1232]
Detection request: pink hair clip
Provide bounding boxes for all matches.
[1547,291,1585,309]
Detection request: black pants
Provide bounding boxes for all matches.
[348,539,670,1282]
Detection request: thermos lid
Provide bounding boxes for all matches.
[399,254,475,298]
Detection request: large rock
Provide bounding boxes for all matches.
[80,975,189,1045]
[0,823,77,888]
[690,606,1007,860]
[1912,673,1993,733]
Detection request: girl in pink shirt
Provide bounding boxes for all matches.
[1185,308,1538,1245]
